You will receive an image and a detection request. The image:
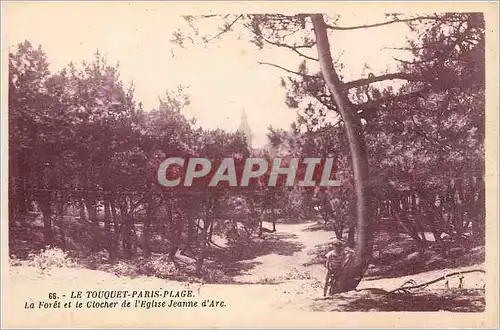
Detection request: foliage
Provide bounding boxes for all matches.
[8,12,485,288]
[27,247,76,270]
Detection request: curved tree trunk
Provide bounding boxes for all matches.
[311,14,373,293]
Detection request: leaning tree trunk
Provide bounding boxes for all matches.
[311,14,373,293]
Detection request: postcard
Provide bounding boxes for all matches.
[2,2,498,328]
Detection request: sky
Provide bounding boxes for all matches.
[4,2,415,148]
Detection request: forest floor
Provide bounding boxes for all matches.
[7,221,485,314]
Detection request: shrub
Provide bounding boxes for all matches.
[283,266,312,280]
[27,247,76,270]
[9,254,23,266]
[141,255,179,279]
[203,268,233,284]
[256,276,283,284]
[110,261,139,277]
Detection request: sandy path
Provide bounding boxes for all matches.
[233,221,332,284]
[228,221,485,311]
[6,220,486,325]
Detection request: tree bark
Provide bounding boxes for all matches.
[271,207,277,232]
[55,195,67,251]
[84,196,100,252]
[103,196,117,262]
[311,14,373,293]
[474,176,485,243]
[110,198,119,262]
[12,152,29,229]
[38,193,53,247]
[186,209,196,249]
[347,223,355,247]
[119,200,134,259]
[169,204,184,261]
[78,198,87,222]
[196,197,216,278]
[195,220,208,278]
[144,195,154,258]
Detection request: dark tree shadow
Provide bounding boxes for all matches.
[342,289,485,312]
[209,232,303,262]
[211,260,263,278]
[309,289,485,312]
[303,229,485,280]
[365,244,485,280]
[205,231,304,278]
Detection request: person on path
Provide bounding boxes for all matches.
[323,239,354,296]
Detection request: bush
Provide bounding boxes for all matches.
[9,254,23,266]
[27,247,76,270]
[283,266,312,280]
[256,276,283,284]
[256,266,313,284]
[203,268,233,284]
[140,255,180,279]
[110,261,139,277]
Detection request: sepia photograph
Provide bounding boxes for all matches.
[2,2,499,328]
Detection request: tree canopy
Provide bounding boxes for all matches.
[8,12,485,292]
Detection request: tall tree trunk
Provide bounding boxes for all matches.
[38,193,53,247]
[196,198,216,277]
[475,176,485,243]
[103,197,111,244]
[55,195,66,251]
[334,223,344,240]
[144,196,154,258]
[347,223,355,247]
[14,153,29,229]
[16,175,28,229]
[207,221,214,241]
[186,210,196,248]
[169,204,184,260]
[78,198,87,222]
[249,196,263,237]
[84,196,100,252]
[103,196,117,262]
[162,200,172,240]
[196,216,210,277]
[311,14,373,293]
[271,207,277,232]
[110,198,119,261]
[196,218,200,241]
[120,205,133,259]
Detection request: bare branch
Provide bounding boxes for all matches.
[291,49,318,61]
[257,61,313,77]
[343,73,426,90]
[201,14,244,43]
[326,15,441,31]
[357,88,427,110]
[382,46,425,51]
[244,24,318,61]
[393,57,424,65]
[389,269,485,293]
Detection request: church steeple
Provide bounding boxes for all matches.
[237,109,253,151]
